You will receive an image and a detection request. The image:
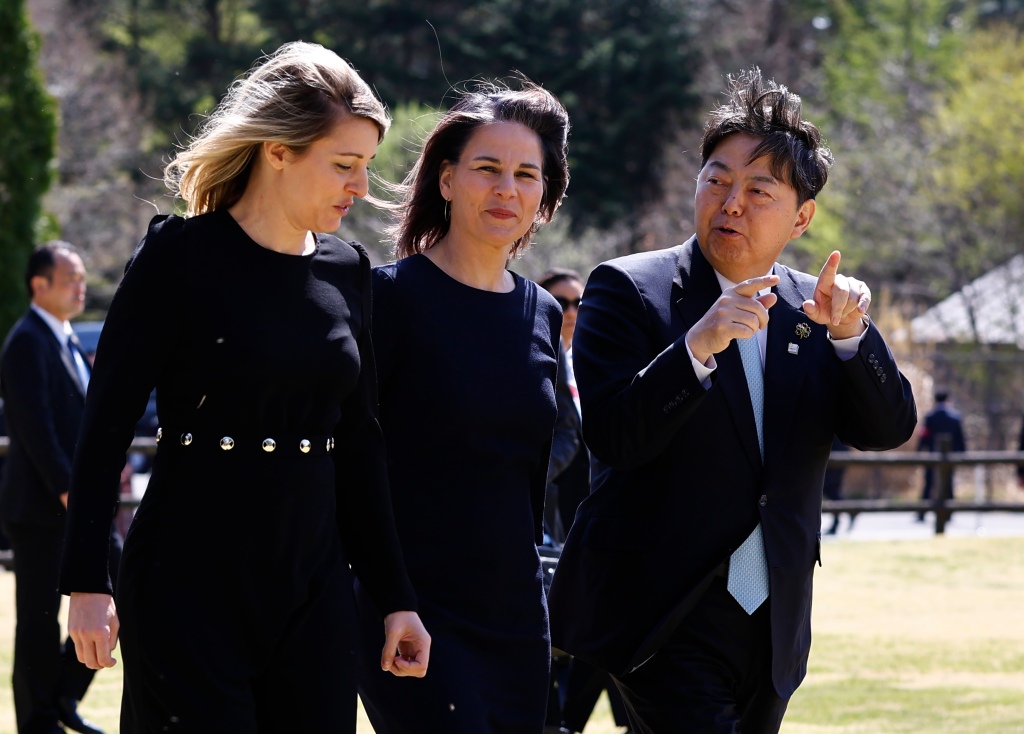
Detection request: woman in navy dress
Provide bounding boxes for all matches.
[60,42,430,733]
[356,82,571,733]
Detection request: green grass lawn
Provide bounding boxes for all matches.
[3,536,1022,733]
[783,536,1024,733]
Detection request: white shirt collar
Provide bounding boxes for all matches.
[711,266,775,365]
[30,303,72,347]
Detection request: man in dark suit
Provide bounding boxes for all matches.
[547,68,917,733]
[1018,415,1024,488]
[916,390,966,520]
[0,242,116,734]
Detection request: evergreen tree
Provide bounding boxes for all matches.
[0,0,57,338]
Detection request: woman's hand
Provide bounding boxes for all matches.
[69,592,119,669]
[380,610,430,678]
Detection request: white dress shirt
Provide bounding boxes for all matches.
[31,303,90,392]
[686,267,866,387]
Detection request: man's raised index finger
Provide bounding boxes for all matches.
[733,274,780,297]
[815,250,842,289]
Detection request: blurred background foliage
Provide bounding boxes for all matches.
[3,0,1024,454]
[11,0,1023,283]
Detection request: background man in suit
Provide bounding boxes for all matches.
[916,389,966,521]
[0,242,116,734]
[1018,413,1024,488]
[547,68,917,733]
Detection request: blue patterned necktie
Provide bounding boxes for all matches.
[727,334,770,614]
[66,333,90,392]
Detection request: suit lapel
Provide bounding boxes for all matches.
[672,239,763,473]
[763,266,816,463]
[29,310,87,398]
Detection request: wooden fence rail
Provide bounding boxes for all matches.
[2,436,1023,538]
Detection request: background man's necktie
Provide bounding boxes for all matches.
[66,333,90,392]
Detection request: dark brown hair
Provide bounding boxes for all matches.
[701,67,833,205]
[390,80,570,260]
[538,267,583,292]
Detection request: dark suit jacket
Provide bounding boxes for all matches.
[917,404,966,453]
[1018,417,1024,484]
[0,309,89,527]
[547,237,917,698]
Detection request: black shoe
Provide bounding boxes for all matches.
[56,697,105,734]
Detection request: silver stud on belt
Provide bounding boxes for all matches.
[158,428,331,454]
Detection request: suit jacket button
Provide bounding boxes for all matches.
[880,374,887,383]
[759,494,768,507]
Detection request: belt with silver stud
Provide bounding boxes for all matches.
[156,427,336,455]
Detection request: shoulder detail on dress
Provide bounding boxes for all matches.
[315,233,366,267]
[144,212,186,241]
[532,280,561,311]
[125,214,190,275]
[343,238,368,259]
[373,260,400,281]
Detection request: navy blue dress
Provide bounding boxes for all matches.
[356,254,561,733]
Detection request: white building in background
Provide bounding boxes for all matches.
[910,254,1024,349]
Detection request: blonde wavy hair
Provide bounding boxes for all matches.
[165,41,390,216]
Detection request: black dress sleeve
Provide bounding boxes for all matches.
[547,343,581,484]
[60,215,188,595]
[333,243,417,616]
[529,297,563,545]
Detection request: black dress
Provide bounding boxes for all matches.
[59,210,415,734]
[356,254,561,734]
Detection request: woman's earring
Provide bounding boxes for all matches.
[444,199,451,222]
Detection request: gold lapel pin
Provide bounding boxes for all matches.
[795,323,812,339]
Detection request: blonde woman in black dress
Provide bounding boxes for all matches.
[356,82,570,734]
[60,42,429,733]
